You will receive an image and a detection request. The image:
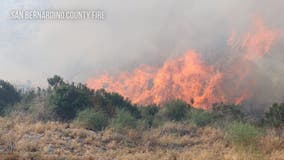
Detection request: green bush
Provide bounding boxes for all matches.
[161,99,191,121]
[265,103,284,127]
[74,108,108,131]
[110,109,137,129]
[0,80,21,115]
[189,109,213,127]
[47,75,143,122]
[48,76,93,121]
[212,103,244,122]
[139,105,159,128]
[92,89,141,118]
[226,121,261,149]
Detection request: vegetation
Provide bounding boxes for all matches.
[139,105,159,128]
[0,116,281,160]
[265,103,284,127]
[74,108,108,131]
[188,108,213,127]
[110,109,137,129]
[92,89,141,118]
[0,80,20,115]
[161,99,191,121]
[0,75,283,159]
[48,82,93,121]
[226,121,262,151]
[212,103,244,122]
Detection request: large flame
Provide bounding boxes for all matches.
[87,17,282,109]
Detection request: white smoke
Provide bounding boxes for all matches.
[0,0,283,92]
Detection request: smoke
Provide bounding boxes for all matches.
[0,0,284,107]
[86,17,283,108]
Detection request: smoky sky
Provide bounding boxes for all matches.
[0,0,284,87]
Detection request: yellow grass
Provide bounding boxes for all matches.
[0,116,283,160]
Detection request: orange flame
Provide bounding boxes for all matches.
[228,16,280,61]
[87,17,282,109]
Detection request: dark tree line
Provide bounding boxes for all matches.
[0,75,283,130]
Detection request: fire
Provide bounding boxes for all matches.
[228,16,280,61]
[87,17,282,109]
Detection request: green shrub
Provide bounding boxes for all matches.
[0,80,21,115]
[226,121,261,149]
[74,108,108,131]
[139,105,159,128]
[92,89,141,118]
[189,109,213,127]
[212,103,244,123]
[110,109,137,129]
[161,99,191,121]
[265,103,284,127]
[47,76,143,122]
[48,76,93,121]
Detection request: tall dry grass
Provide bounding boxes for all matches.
[0,115,282,160]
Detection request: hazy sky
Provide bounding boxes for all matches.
[0,0,284,86]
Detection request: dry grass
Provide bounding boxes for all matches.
[0,116,283,160]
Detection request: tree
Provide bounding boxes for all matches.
[47,75,141,121]
[0,80,20,114]
[47,75,64,88]
[265,103,284,127]
[48,76,93,121]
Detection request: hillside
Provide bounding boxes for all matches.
[0,114,283,160]
[0,77,283,160]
